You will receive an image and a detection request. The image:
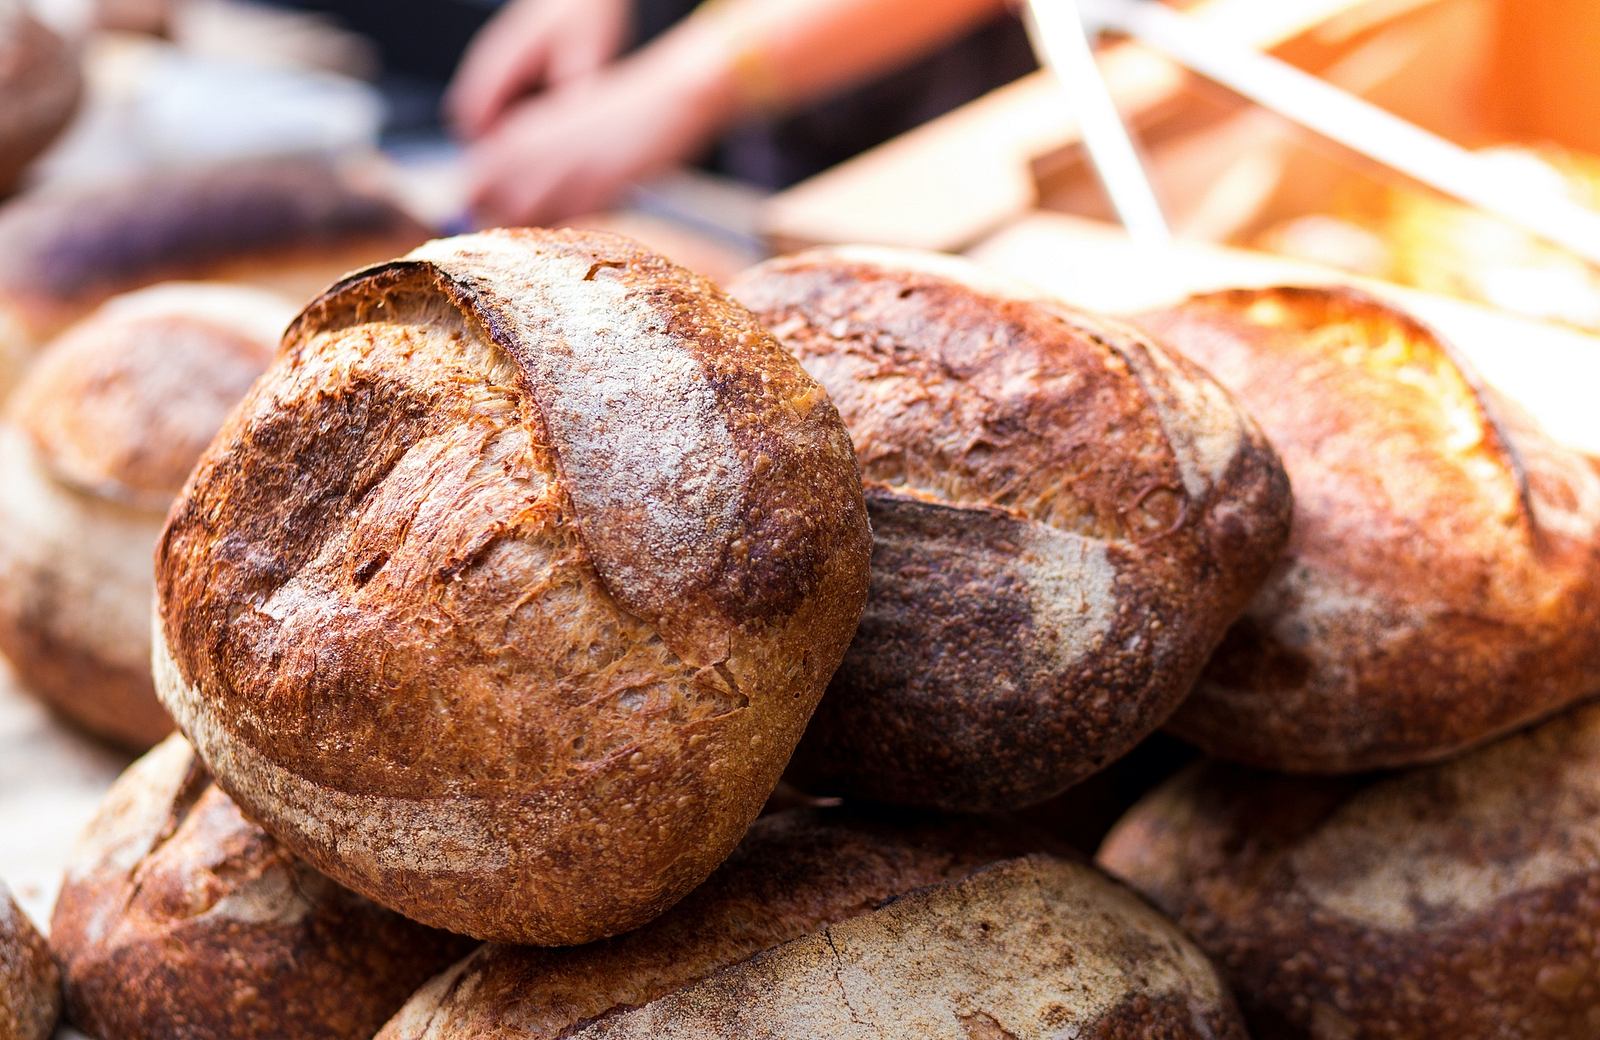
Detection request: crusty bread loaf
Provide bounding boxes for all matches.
[731,247,1291,811]
[0,155,429,393]
[153,228,873,945]
[0,880,58,1040]
[1100,699,1600,1040]
[382,808,1245,1039]
[51,734,472,1040]
[0,2,81,196]
[0,283,291,748]
[1136,286,1600,771]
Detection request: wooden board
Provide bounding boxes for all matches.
[759,0,1415,253]
[969,211,1600,455]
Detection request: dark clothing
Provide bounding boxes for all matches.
[635,0,1035,188]
[273,0,1035,188]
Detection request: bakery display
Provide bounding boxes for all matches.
[52,734,471,1040]
[1136,286,1600,772]
[732,247,1291,811]
[152,228,873,945]
[0,282,292,749]
[0,2,81,197]
[0,154,429,393]
[0,879,58,1040]
[1100,699,1600,1040]
[382,807,1246,1039]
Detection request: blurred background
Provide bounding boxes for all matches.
[8,0,1600,310]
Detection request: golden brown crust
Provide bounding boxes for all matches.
[51,735,472,1040]
[567,855,1244,1039]
[1100,699,1600,1040]
[379,809,1041,1039]
[731,247,1291,810]
[0,284,289,750]
[0,4,81,195]
[0,155,428,382]
[1135,286,1600,771]
[153,228,872,944]
[0,881,59,1040]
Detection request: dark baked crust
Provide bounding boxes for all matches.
[1100,699,1600,1039]
[153,228,872,944]
[51,735,471,1040]
[1136,286,1600,771]
[732,248,1291,810]
[567,854,1245,1039]
[0,6,81,195]
[0,882,59,1040]
[385,809,1244,1040]
[0,285,287,750]
[0,155,428,356]
[380,809,1041,1038]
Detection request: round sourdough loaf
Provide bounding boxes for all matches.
[0,283,291,748]
[0,879,58,1040]
[0,2,81,195]
[152,228,872,945]
[731,247,1291,811]
[0,155,428,392]
[381,808,1245,1039]
[1135,286,1600,771]
[1100,699,1600,1040]
[52,735,471,1040]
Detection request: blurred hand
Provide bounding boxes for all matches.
[465,40,731,227]
[447,0,632,139]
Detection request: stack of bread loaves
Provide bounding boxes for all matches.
[11,218,1597,1037]
[12,226,1291,1038]
[1095,285,1600,1038]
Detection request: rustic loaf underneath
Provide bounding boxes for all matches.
[382,808,1246,1039]
[1100,698,1600,1039]
[51,735,471,1040]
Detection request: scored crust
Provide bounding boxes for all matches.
[52,735,471,1040]
[383,809,1244,1040]
[731,248,1291,810]
[0,284,289,749]
[378,809,1040,1038]
[153,228,872,944]
[0,880,59,1040]
[1099,699,1600,1039]
[1136,286,1600,771]
[568,854,1243,1039]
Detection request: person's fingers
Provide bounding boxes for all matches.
[545,5,629,87]
[446,1,554,138]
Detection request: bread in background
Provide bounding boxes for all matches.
[0,2,81,197]
[732,246,1291,812]
[0,282,292,749]
[0,153,430,395]
[1137,286,1600,772]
